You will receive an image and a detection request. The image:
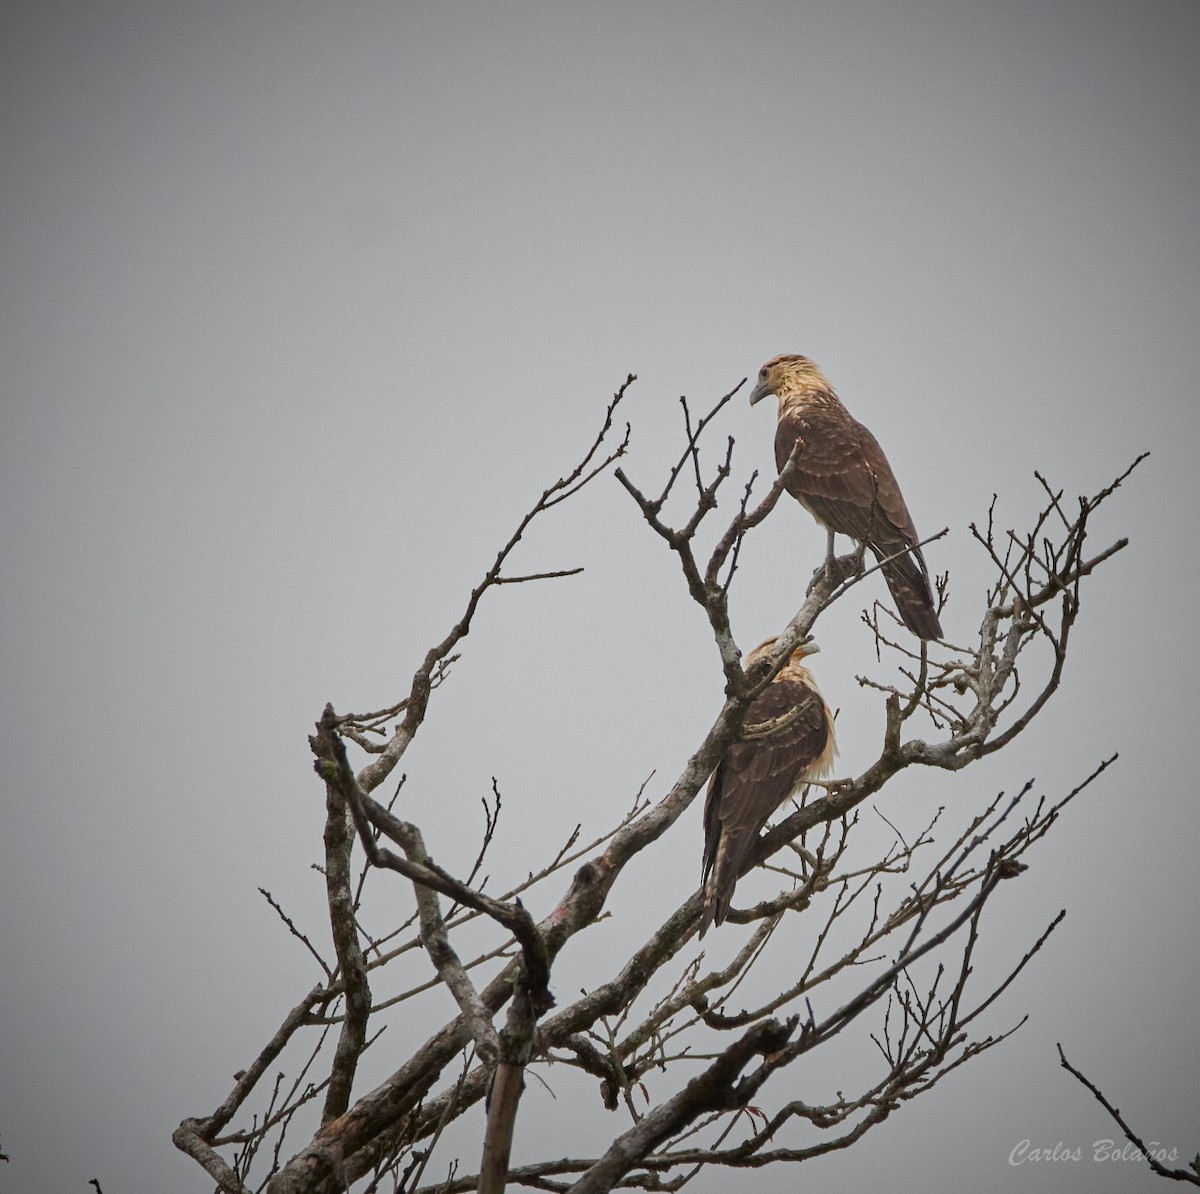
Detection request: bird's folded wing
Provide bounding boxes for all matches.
[775,407,920,548]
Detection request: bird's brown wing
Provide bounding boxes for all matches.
[700,678,831,934]
[775,405,919,545]
[776,406,942,639]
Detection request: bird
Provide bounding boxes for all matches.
[750,354,943,640]
[699,637,836,937]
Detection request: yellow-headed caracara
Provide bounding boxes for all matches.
[750,354,943,640]
[699,638,836,937]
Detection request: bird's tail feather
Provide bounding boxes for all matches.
[698,837,748,939]
[879,547,942,640]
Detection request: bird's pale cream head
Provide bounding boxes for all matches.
[748,354,833,406]
[747,635,821,666]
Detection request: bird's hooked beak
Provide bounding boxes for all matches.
[749,377,771,406]
[796,638,820,659]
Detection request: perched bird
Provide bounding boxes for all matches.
[750,354,943,640]
[699,637,836,937]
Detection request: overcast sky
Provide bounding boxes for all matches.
[3,3,1199,1192]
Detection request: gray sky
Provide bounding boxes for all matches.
[2,3,1198,1191]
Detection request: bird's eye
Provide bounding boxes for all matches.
[759,368,768,378]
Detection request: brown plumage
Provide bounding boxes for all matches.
[699,638,836,937]
[750,354,943,640]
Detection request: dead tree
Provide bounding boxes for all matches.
[173,374,1147,1193]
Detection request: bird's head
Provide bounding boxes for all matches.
[747,635,821,666]
[749,354,833,406]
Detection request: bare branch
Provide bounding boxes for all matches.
[320,764,371,1123]
[1057,1045,1199,1184]
[259,888,333,981]
[494,567,585,584]
[310,707,554,1016]
[354,379,635,798]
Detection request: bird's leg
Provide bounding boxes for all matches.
[807,530,840,595]
[809,534,868,594]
